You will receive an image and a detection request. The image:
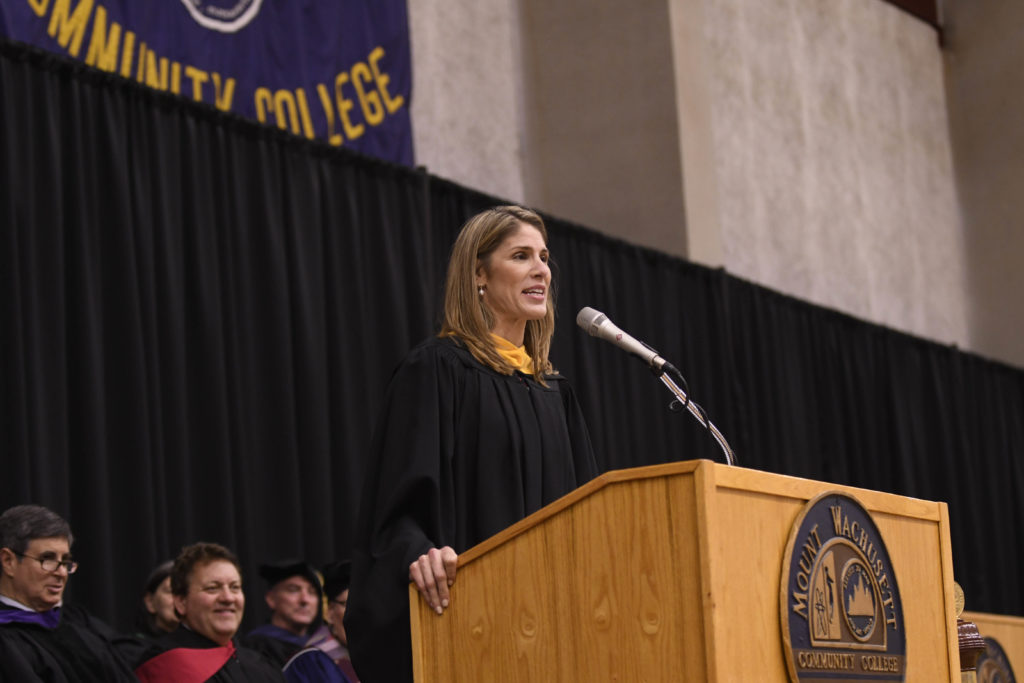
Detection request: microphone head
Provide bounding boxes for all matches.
[576,307,608,336]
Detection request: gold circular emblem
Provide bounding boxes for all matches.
[954,581,965,618]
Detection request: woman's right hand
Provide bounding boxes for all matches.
[409,546,458,615]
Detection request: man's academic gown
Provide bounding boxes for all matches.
[345,336,599,683]
[135,626,286,682]
[243,624,351,683]
[242,623,305,668]
[0,604,137,682]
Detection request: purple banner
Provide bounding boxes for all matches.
[0,0,414,164]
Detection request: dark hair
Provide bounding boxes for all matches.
[321,560,352,601]
[144,560,175,595]
[170,543,241,597]
[0,505,73,555]
[134,559,176,636]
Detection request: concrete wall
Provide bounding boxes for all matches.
[518,1,688,257]
[408,0,1019,369]
[698,0,968,351]
[943,0,1024,367]
[408,0,527,201]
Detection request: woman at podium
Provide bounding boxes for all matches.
[344,205,598,682]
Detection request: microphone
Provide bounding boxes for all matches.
[576,306,737,465]
[576,307,671,371]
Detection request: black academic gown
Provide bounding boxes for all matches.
[242,624,305,668]
[113,614,175,673]
[136,627,286,682]
[0,604,137,682]
[345,336,599,683]
[241,624,350,682]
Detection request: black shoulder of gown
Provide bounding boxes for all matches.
[0,603,137,682]
[241,630,301,668]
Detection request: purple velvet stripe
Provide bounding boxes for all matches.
[0,606,61,629]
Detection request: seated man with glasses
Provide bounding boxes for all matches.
[0,504,136,681]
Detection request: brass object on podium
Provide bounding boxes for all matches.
[957,585,986,683]
[954,582,965,618]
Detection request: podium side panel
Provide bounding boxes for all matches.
[412,472,707,681]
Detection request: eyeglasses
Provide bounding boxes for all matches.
[14,551,79,574]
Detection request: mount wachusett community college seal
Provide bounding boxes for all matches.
[780,492,907,682]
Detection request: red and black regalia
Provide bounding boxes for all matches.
[134,626,286,682]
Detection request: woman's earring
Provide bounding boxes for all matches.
[478,286,485,297]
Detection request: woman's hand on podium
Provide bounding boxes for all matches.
[410,545,458,615]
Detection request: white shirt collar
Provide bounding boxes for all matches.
[0,593,61,612]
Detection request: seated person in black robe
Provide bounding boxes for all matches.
[0,504,137,682]
[242,559,350,683]
[306,560,359,681]
[344,206,599,683]
[243,559,322,664]
[114,559,178,665]
[138,560,179,637]
[134,542,286,683]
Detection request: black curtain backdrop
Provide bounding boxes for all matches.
[2,42,1022,633]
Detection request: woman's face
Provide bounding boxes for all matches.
[173,560,244,645]
[144,575,179,632]
[478,223,551,345]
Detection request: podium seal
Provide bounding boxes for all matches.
[978,637,1017,683]
[780,492,906,681]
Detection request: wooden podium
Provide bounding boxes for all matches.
[409,460,960,681]
[961,611,1024,675]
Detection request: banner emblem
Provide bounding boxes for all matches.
[180,0,265,33]
[780,492,906,681]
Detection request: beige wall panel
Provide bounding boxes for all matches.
[519,0,688,256]
[408,0,526,202]
[943,0,1024,368]
[703,0,968,351]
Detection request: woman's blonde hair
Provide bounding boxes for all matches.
[439,205,556,382]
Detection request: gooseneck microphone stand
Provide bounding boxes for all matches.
[654,361,736,467]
